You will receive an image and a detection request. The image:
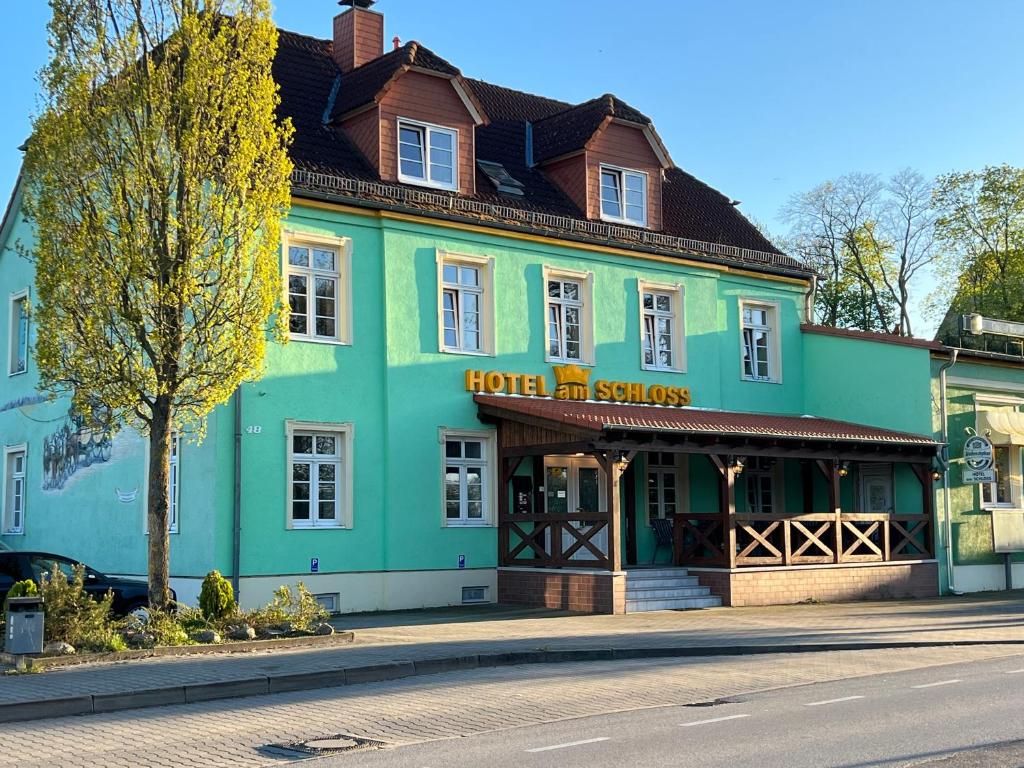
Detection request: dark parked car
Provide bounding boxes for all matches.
[0,551,171,616]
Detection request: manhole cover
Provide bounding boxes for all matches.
[263,733,387,756]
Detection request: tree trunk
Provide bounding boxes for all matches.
[146,394,173,610]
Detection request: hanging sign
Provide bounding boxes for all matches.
[962,434,996,484]
[465,365,692,407]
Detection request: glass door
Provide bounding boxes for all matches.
[545,457,607,562]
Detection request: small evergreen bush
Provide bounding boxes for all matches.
[198,570,235,621]
[243,582,327,633]
[39,563,123,652]
[8,579,38,599]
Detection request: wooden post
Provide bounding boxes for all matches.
[624,461,637,567]
[911,463,936,559]
[607,456,623,572]
[709,455,736,569]
[818,460,842,564]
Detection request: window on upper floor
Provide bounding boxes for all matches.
[639,282,684,373]
[545,268,594,365]
[600,165,647,227]
[437,251,495,356]
[9,290,28,376]
[283,232,352,345]
[398,119,458,191]
[740,300,781,383]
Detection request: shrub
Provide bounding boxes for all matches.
[8,579,38,599]
[39,563,122,652]
[143,609,190,646]
[199,570,235,621]
[243,582,327,633]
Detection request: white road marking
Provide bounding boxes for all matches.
[803,695,865,707]
[1005,669,1024,674]
[911,679,961,689]
[680,714,750,727]
[525,737,610,753]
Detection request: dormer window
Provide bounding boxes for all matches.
[600,165,647,227]
[398,119,458,191]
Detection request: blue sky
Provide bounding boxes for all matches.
[3,1,1023,330]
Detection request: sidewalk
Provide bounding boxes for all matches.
[2,593,1023,723]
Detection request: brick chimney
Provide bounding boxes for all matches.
[333,1,385,73]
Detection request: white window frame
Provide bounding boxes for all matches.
[440,428,496,528]
[599,164,648,227]
[397,118,459,191]
[8,289,29,377]
[638,280,685,373]
[281,231,353,345]
[286,421,354,530]
[436,250,495,356]
[143,432,183,535]
[976,398,1023,510]
[744,456,778,515]
[543,266,595,365]
[739,299,782,383]
[646,452,689,524]
[2,444,27,535]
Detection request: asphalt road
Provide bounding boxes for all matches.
[324,655,1024,768]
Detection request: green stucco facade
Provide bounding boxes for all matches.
[0,194,963,610]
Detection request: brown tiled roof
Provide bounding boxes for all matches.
[330,41,461,120]
[474,394,938,446]
[531,93,651,164]
[272,28,810,277]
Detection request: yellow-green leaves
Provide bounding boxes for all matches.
[22,0,293,435]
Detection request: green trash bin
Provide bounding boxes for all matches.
[5,596,44,655]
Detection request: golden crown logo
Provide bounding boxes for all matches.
[552,364,590,400]
[552,364,591,387]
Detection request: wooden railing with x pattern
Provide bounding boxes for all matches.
[674,512,933,568]
[499,512,611,569]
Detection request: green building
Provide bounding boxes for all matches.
[0,4,951,613]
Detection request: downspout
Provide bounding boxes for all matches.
[803,274,817,323]
[231,387,243,599]
[938,349,960,594]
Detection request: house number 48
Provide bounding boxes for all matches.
[246,425,263,434]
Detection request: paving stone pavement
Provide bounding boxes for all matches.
[1,643,1022,768]
[2,593,1024,707]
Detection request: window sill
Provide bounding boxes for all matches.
[289,524,347,531]
[600,213,648,228]
[398,175,458,193]
[545,357,594,367]
[7,369,26,378]
[1,531,24,536]
[982,505,1021,512]
[287,336,351,347]
[741,376,781,385]
[444,521,495,529]
[441,347,495,358]
[642,364,686,375]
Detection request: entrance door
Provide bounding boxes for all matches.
[544,457,607,562]
[859,464,893,513]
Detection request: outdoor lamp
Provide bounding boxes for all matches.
[838,461,851,477]
[731,456,745,474]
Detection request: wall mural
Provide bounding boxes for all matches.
[41,406,114,491]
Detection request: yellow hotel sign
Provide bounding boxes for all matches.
[465,364,692,407]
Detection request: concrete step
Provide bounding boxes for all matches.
[625,586,712,600]
[625,568,690,579]
[625,575,700,589]
[626,596,723,612]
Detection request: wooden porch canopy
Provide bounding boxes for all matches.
[477,394,942,572]
[475,394,941,463]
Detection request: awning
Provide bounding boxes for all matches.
[475,394,940,462]
[980,408,1024,446]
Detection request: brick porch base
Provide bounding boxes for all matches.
[691,561,939,607]
[498,567,626,614]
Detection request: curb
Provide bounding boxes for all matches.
[2,638,1022,724]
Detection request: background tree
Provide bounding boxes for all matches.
[21,0,293,609]
[930,165,1024,323]
[783,170,938,335]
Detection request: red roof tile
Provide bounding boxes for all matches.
[474,394,937,446]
